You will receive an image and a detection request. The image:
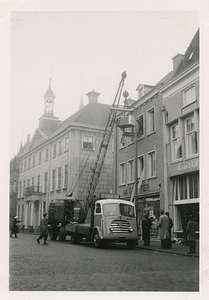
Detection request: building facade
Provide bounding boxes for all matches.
[10,156,19,229]
[17,84,114,230]
[160,29,199,239]
[115,71,174,230]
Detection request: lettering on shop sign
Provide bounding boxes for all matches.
[123,183,149,196]
[177,160,198,171]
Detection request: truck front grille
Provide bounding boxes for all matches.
[110,220,130,233]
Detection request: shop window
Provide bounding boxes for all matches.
[147,150,156,178]
[119,162,126,185]
[171,123,182,161]
[83,136,93,150]
[185,115,198,157]
[182,86,196,106]
[172,172,199,201]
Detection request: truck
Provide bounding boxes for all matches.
[47,72,139,248]
[48,196,138,248]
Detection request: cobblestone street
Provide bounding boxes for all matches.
[9,232,199,292]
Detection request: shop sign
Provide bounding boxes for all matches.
[123,183,149,197]
[177,160,198,171]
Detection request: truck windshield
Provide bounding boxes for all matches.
[103,203,135,217]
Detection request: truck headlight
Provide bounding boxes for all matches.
[128,227,133,232]
[109,227,114,232]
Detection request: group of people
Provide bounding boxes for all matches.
[142,210,196,254]
[10,213,49,245]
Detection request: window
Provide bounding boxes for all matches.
[19,182,22,198]
[171,123,182,161]
[45,148,49,161]
[65,137,69,151]
[53,144,57,157]
[185,115,198,157]
[64,164,68,188]
[128,159,134,183]
[28,158,30,169]
[39,152,42,164]
[137,155,144,178]
[172,173,199,201]
[58,167,62,189]
[119,129,125,148]
[23,181,25,195]
[83,136,93,149]
[119,162,126,185]
[137,114,144,137]
[37,175,40,192]
[182,86,196,106]
[44,172,48,193]
[32,177,34,186]
[138,87,144,98]
[27,179,30,187]
[52,170,56,191]
[33,156,35,167]
[20,162,23,173]
[24,160,27,171]
[147,150,156,178]
[59,141,62,154]
[147,107,155,135]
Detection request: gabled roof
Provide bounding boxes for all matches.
[58,101,110,130]
[173,28,199,78]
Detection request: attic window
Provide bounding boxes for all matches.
[189,52,194,60]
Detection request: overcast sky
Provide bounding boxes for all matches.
[9,9,199,157]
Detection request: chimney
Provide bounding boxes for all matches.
[27,134,30,143]
[86,90,100,104]
[172,54,184,71]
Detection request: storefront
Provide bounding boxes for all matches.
[168,158,199,240]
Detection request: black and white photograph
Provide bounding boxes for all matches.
[1,0,209,299]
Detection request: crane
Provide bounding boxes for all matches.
[79,71,127,223]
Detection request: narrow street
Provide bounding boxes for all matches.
[9,233,199,291]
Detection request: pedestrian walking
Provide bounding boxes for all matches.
[142,213,152,245]
[10,216,21,238]
[158,209,170,249]
[36,213,49,245]
[165,212,173,249]
[186,215,196,254]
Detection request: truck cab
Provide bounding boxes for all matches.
[92,199,138,248]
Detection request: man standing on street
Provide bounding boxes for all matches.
[158,209,169,249]
[37,213,49,245]
[165,212,173,249]
[142,213,152,246]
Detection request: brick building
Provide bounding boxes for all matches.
[160,29,199,239]
[17,83,114,230]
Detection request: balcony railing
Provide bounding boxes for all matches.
[24,186,42,195]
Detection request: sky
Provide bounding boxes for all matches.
[8,8,200,158]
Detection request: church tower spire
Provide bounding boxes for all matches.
[43,78,56,115]
[79,85,84,110]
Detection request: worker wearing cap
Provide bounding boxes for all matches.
[36,213,49,245]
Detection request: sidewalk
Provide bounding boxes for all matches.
[136,239,199,257]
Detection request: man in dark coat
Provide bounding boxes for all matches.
[165,212,173,249]
[186,215,196,254]
[36,213,49,245]
[10,216,20,238]
[142,213,152,245]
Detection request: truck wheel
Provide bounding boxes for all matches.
[58,227,66,241]
[93,230,102,248]
[127,240,136,249]
[49,229,57,240]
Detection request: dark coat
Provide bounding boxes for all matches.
[39,218,48,235]
[11,218,19,234]
[186,220,196,241]
[142,217,152,241]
